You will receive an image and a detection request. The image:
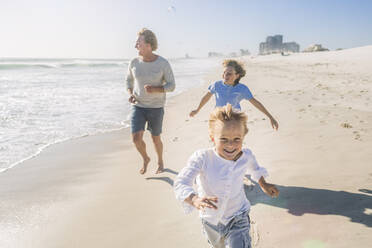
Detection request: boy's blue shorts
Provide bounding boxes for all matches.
[130,106,164,136]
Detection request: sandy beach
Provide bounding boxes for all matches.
[1,46,372,248]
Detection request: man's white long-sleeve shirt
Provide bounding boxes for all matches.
[126,56,175,108]
[174,148,268,225]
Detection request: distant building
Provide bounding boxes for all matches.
[259,35,300,55]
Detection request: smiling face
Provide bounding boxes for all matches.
[135,35,151,56]
[222,66,240,85]
[210,120,245,161]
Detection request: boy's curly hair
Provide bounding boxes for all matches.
[223,59,246,85]
[138,28,158,51]
[208,104,248,136]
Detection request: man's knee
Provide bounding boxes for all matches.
[151,135,162,144]
[132,132,144,144]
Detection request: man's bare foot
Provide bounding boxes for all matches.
[140,157,150,174]
[155,162,164,174]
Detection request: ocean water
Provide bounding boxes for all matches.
[0,57,220,172]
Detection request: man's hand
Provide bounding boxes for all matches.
[128,94,137,104]
[144,84,163,93]
[191,195,218,210]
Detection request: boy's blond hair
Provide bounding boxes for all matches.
[223,59,246,85]
[138,28,158,51]
[208,104,248,136]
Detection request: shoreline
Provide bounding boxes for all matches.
[0,127,128,174]
[1,66,214,174]
[1,46,372,247]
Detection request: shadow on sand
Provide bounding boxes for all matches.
[145,168,179,186]
[145,171,372,227]
[244,179,372,227]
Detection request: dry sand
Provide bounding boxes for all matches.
[1,46,371,248]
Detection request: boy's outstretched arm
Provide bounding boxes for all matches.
[258,176,279,198]
[189,92,213,117]
[248,97,279,130]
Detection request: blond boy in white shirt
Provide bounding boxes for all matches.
[174,104,279,248]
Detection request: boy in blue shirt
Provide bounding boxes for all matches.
[189,60,278,130]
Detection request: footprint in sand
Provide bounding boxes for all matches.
[341,122,352,128]
[353,131,361,141]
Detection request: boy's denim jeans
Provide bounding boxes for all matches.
[201,211,251,248]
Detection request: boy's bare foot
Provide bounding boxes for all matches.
[140,157,150,174]
[155,162,164,174]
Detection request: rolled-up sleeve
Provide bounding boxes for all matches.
[162,61,175,92]
[245,153,268,182]
[174,150,204,214]
[125,62,134,90]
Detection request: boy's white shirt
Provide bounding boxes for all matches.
[174,148,268,226]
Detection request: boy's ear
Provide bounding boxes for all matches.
[210,135,215,143]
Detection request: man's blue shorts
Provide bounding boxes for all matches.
[130,106,164,136]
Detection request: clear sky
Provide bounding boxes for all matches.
[1,0,372,58]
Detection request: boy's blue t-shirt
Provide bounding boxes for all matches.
[208,80,253,110]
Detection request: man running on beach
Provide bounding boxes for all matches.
[126,28,175,174]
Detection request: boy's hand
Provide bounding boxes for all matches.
[191,195,218,210]
[189,110,198,117]
[270,117,279,130]
[261,182,279,198]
